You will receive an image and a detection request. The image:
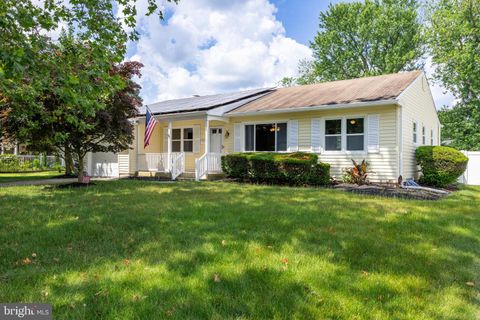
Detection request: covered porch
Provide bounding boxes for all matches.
[135,114,230,180]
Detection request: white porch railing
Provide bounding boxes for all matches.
[171,152,185,180]
[195,152,224,181]
[137,152,185,180]
[137,153,169,172]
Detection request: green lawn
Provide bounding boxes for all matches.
[0,171,64,183]
[0,181,479,319]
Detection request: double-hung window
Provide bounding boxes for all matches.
[244,123,287,151]
[325,117,364,152]
[422,126,426,145]
[171,128,193,152]
[346,118,364,151]
[430,129,434,145]
[325,119,342,151]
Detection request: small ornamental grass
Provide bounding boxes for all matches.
[415,146,468,187]
[221,152,330,186]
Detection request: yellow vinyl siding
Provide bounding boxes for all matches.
[397,74,441,179]
[227,105,399,182]
[134,119,231,172]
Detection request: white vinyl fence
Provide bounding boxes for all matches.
[17,155,58,168]
[459,151,480,186]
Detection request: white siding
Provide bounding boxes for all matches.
[397,74,441,179]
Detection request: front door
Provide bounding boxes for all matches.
[210,128,223,153]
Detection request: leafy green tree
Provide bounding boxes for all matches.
[438,105,480,150]
[0,0,176,179]
[426,0,480,149]
[2,32,143,181]
[297,0,424,84]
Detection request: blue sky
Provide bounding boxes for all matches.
[125,0,454,108]
[271,0,339,45]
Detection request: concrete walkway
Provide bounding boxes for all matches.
[0,177,117,188]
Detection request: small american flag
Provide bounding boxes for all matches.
[144,106,157,149]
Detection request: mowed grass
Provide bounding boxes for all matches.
[0,181,479,319]
[0,171,63,183]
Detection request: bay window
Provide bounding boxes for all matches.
[324,117,365,152]
[244,123,287,151]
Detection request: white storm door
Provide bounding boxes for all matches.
[210,128,223,153]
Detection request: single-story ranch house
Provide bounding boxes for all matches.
[86,70,441,182]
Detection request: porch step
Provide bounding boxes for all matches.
[177,172,196,180]
[206,173,225,181]
[136,171,171,180]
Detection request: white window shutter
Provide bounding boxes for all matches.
[287,120,299,151]
[311,118,322,153]
[163,127,168,152]
[193,125,200,153]
[367,114,380,153]
[234,123,244,152]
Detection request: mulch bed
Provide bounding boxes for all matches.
[334,183,449,200]
[54,182,96,189]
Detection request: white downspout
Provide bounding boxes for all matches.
[398,105,404,179]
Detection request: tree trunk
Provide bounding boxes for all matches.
[64,147,74,176]
[77,154,84,183]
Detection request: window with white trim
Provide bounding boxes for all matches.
[325,117,365,151]
[413,122,417,143]
[172,128,193,152]
[346,118,364,151]
[244,123,287,151]
[430,129,434,145]
[325,119,342,151]
[422,125,426,145]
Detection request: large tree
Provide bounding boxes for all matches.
[1,32,143,181]
[0,0,176,178]
[426,0,480,149]
[296,0,424,84]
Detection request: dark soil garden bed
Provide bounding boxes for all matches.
[334,183,449,200]
[55,182,97,189]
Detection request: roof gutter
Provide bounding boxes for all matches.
[225,99,399,117]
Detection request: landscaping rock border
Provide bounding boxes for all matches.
[334,183,449,200]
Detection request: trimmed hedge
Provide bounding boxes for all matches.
[221,152,331,186]
[415,146,468,187]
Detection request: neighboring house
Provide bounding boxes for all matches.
[86,70,441,182]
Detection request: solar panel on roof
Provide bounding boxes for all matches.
[137,88,273,115]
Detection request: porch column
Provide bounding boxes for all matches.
[167,121,172,172]
[13,141,18,155]
[205,119,210,154]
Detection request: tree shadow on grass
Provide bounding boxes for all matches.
[0,181,479,318]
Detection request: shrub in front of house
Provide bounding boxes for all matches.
[220,153,250,180]
[221,152,330,186]
[415,146,468,187]
[0,154,20,172]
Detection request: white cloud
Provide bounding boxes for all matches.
[126,0,312,103]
